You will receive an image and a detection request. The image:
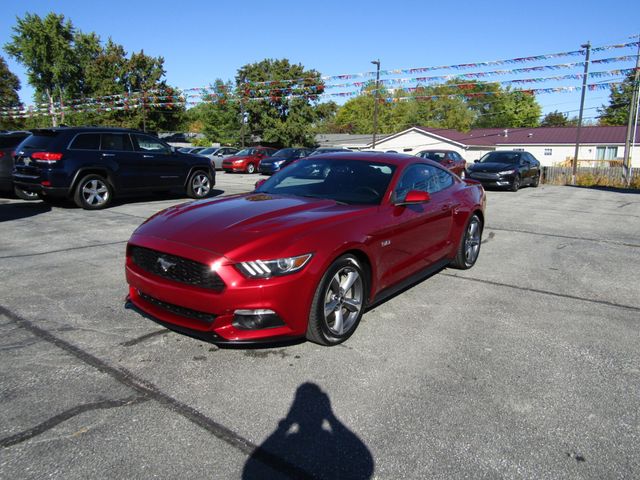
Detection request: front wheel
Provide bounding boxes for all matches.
[450,214,483,270]
[73,174,113,209]
[186,171,212,199]
[246,163,256,174]
[306,255,366,346]
[510,175,521,192]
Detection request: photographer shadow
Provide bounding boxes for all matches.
[243,382,374,480]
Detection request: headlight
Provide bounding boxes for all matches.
[236,253,313,278]
[233,160,243,165]
[498,169,516,175]
[274,160,285,167]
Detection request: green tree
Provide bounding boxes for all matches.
[333,83,395,134]
[540,110,569,127]
[236,59,325,146]
[4,13,77,126]
[190,80,241,145]
[402,82,476,131]
[598,70,639,125]
[470,82,541,128]
[0,55,22,129]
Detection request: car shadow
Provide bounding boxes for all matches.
[0,201,51,222]
[242,382,374,480]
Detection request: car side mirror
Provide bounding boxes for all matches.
[254,179,267,190]
[396,190,431,205]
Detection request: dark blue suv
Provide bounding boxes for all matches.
[13,127,215,209]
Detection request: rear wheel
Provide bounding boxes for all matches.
[450,214,483,270]
[532,173,540,187]
[14,186,39,201]
[306,255,366,346]
[73,174,113,209]
[246,163,256,174]
[186,170,212,199]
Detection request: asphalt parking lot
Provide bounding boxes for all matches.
[1,175,638,479]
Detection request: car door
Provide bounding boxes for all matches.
[99,133,140,189]
[376,163,455,290]
[131,134,186,188]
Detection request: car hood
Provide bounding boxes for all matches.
[132,193,370,261]
[224,155,253,162]
[469,162,517,172]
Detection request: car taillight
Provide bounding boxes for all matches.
[32,152,63,162]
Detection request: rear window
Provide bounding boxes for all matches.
[0,134,30,148]
[69,133,101,150]
[17,131,60,150]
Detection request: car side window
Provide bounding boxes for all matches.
[69,133,101,150]
[132,134,170,154]
[395,164,456,202]
[101,133,133,152]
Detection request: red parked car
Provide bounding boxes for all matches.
[221,146,277,174]
[125,153,486,346]
[416,150,467,178]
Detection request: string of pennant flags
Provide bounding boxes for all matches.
[1,39,638,119]
[0,81,627,120]
[183,40,637,89]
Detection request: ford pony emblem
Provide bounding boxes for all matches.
[157,257,175,272]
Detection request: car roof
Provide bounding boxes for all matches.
[30,126,146,134]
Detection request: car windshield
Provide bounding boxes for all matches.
[479,152,521,164]
[420,151,446,161]
[235,148,258,156]
[199,148,218,155]
[309,148,347,156]
[256,158,396,205]
[271,148,298,159]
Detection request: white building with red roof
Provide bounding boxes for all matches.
[370,126,640,167]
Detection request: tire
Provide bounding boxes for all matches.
[246,163,256,174]
[450,214,483,270]
[532,173,540,187]
[306,255,367,346]
[14,186,40,201]
[510,175,521,192]
[73,174,113,209]
[186,170,212,199]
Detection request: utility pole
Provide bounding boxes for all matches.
[371,59,380,149]
[622,38,640,186]
[572,42,591,185]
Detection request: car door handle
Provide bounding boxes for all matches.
[101,153,115,157]
[143,154,154,159]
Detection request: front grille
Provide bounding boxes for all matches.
[469,172,499,179]
[139,292,217,323]
[129,245,225,291]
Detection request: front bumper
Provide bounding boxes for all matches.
[125,237,317,344]
[467,172,515,188]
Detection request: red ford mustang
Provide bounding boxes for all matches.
[125,153,486,346]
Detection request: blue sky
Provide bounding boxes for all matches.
[2,0,639,122]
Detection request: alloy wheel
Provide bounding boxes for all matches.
[323,266,363,336]
[464,217,481,266]
[82,179,110,206]
[191,173,211,197]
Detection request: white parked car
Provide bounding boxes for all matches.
[199,147,239,169]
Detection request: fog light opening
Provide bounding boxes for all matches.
[233,309,284,330]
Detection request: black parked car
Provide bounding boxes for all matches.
[466,151,540,191]
[258,148,313,174]
[0,131,39,200]
[13,127,215,209]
